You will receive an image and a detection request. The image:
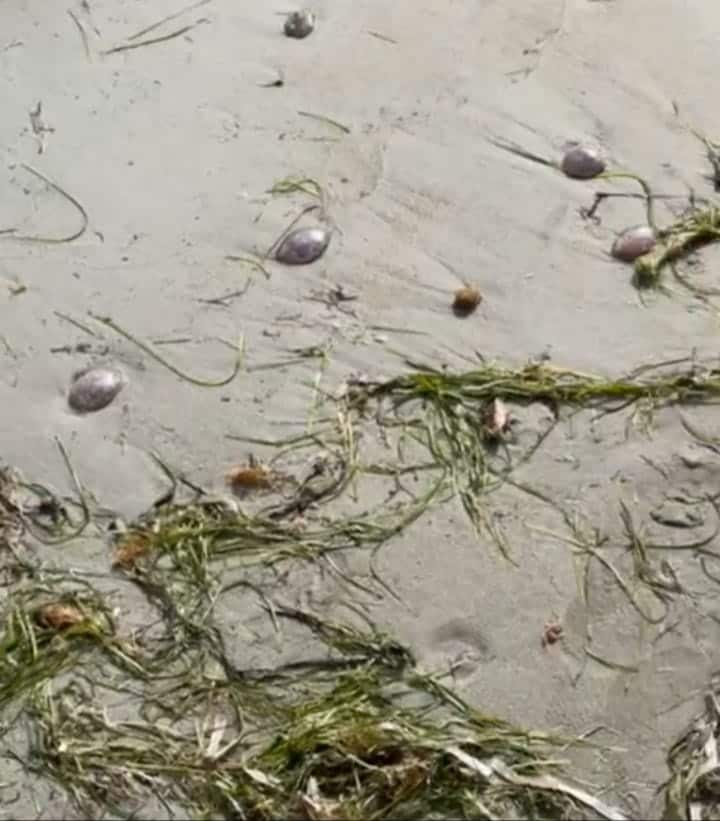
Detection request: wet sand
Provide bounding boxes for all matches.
[3,1,720,817]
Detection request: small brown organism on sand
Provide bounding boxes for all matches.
[611,225,656,262]
[542,621,564,647]
[284,9,315,39]
[452,285,482,317]
[35,602,85,630]
[560,145,606,180]
[113,534,151,570]
[275,226,330,265]
[68,366,126,413]
[226,460,274,496]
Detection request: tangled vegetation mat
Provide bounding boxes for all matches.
[3,355,720,819]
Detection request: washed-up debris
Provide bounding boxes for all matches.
[634,205,720,287]
[663,673,720,820]
[103,0,211,55]
[6,163,88,244]
[488,134,606,181]
[275,225,330,265]
[298,110,350,134]
[452,285,482,316]
[611,224,657,262]
[284,9,315,39]
[307,284,358,314]
[35,602,85,630]
[112,533,151,570]
[225,459,275,497]
[89,312,243,388]
[68,365,126,413]
[29,101,54,155]
[542,621,564,647]
[561,144,606,180]
[482,397,511,440]
[692,128,720,191]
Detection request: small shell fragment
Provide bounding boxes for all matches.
[275,226,330,265]
[483,398,510,440]
[68,366,126,413]
[284,9,315,39]
[611,225,657,262]
[452,286,482,317]
[35,602,85,630]
[560,145,606,180]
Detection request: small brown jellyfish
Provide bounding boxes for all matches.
[113,534,151,570]
[275,226,330,265]
[611,225,656,262]
[560,145,606,180]
[452,285,482,317]
[226,462,273,496]
[35,602,85,630]
[68,366,126,413]
[284,9,315,39]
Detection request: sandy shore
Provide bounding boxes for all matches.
[3,1,720,817]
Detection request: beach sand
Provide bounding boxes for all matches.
[3,1,720,817]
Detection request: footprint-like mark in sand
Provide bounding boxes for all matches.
[427,617,494,681]
[320,128,386,207]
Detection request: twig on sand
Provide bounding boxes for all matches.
[103,20,208,55]
[126,0,211,41]
[67,10,92,61]
[268,176,323,200]
[691,128,720,190]
[54,311,99,337]
[5,164,88,244]
[224,254,270,279]
[486,135,556,169]
[366,30,397,44]
[598,171,658,231]
[197,278,252,306]
[581,191,692,223]
[53,436,91,542]
[298,111,351,135]
[306,284,358,316]
[88,312,244,387]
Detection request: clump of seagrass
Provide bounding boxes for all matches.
[29,606,624,821]
[633,205,720,288]
[662,672,720,820]
[598,153,720,290]
[350,358,720,412]
[0,440,90,548]
[0,585,140,713]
